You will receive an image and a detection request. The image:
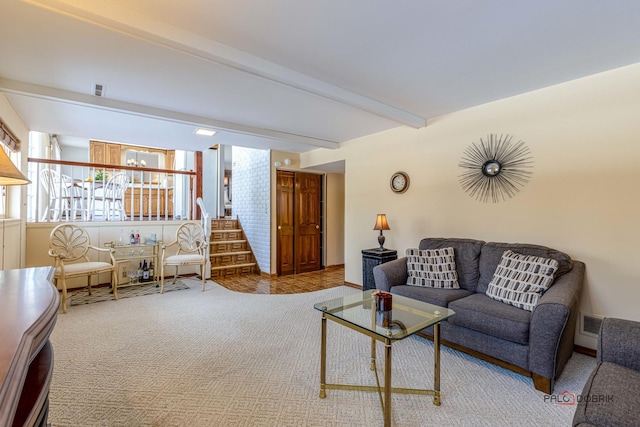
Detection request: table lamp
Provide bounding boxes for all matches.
[373,214,390,250]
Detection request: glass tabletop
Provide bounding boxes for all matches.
[314,290,455,341]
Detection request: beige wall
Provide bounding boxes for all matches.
[0,93,29,269]
[270,151,345,273]
[26,221,197,287]
[325,172,345,267]
[301,63,640,349]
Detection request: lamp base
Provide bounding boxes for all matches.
[377,233,385,250]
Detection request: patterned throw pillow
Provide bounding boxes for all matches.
[406,247,459,289]
[486,250,559,311]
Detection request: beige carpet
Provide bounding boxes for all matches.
[49,279,594,426]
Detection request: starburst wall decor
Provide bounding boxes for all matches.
[458,134,533,203]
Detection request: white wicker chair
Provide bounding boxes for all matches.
[160,222,207,293]
[48,224,118,313]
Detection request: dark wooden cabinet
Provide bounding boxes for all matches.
[362,248,398,291]
[124,187,174,218]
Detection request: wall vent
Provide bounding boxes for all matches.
[580,312,604,338]
[93,83,105,97]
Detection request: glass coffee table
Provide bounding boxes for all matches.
[314,290,455,427]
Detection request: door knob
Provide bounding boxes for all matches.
[316,225,320,229]
[278,226,281,230]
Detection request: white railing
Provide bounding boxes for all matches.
[27,158,198,222]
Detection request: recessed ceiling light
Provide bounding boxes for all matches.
[195,128,217,137]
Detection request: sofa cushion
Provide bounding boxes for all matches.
[448,293,531,345]
[477,242,573,294]
[406,247,459,288]
[485,250,559,311]
[572,361,640,427]
[390,285,473,308]
[418,238,485,291]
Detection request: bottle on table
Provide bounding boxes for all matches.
[142,260,149,282]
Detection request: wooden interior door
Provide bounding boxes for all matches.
[276,171,295,276]
[276,171,322,275]
[294,172,321,273]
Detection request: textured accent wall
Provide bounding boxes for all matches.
[231,146,271,273]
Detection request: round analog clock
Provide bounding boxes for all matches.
[390,171,410,194]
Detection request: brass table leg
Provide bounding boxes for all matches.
[320,314,327,398]
[384,338,392,427]
[371,337,377,370]
[370,305,377,371]
[433,322,441,406]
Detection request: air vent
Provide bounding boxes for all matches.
[93,83,105,97]
[580,312,604,337]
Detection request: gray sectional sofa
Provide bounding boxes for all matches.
[373,237,585,394]
[573,317,640,427]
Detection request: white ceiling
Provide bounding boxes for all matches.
[1,0,640,155]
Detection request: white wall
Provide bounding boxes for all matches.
[201,147,219,217]
[301,63,640,349]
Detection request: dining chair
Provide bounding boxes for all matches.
[91,173,129,220]
[48,223,118,313]
[160,221,208,293]
[40,168,72,221]
[62,174,88,220]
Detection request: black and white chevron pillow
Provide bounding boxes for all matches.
[486,250,559,311]
[406,247,459,289]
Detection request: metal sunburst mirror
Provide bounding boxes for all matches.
[458,134,533,203]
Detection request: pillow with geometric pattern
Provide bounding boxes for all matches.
[486,250,559,311]
[406,247,459,289]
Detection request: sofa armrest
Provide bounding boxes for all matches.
[598,317,640,371]
[373,257,408,292]
[529,261,585,380]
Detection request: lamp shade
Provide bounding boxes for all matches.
[0,148,30,185]
[373,214,390,231]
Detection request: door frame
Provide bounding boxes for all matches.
[275,170,324,276]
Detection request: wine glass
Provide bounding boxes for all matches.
[127,268,137,284]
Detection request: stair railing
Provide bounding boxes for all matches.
[196,197,211,279]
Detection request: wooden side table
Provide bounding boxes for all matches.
[361,248,398,291]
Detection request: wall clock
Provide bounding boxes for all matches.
[458,134,533,203]
[390,171,410,194]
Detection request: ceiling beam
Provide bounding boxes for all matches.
[25,0,427,128]
[0,78,340,149]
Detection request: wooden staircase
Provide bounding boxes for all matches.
[209,218,258,279]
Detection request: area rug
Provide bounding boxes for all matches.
[50,279,595,426]
[69,280,189,306]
